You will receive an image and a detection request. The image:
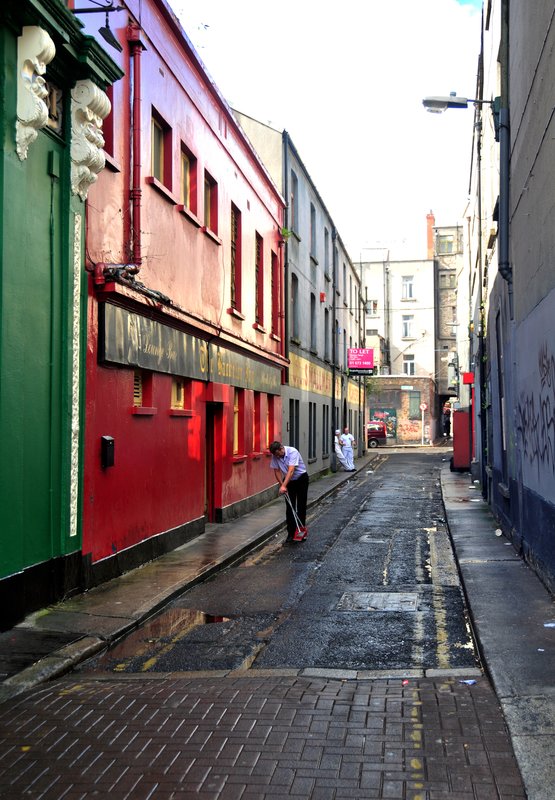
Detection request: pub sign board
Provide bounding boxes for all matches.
[99,304,281,394]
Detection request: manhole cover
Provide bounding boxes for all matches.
[337,592,418,612]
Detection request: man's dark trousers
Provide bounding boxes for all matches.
[285,472,309,537]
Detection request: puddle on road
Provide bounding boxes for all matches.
[84,607,231,669]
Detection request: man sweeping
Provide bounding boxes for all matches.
[269,441,309,542]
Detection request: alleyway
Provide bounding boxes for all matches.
[0,451,530,799]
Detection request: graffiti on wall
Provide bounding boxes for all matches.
[516,342,555,477]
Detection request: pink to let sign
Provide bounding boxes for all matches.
[347,348,374,373]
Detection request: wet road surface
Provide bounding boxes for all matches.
[79,451,478,676]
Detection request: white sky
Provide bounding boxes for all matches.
[169,0,482,261]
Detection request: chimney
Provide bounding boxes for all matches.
[426,211,435,259]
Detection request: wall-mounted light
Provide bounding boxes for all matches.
[72,0,125,53]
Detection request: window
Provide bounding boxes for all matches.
[289,399,300,449]
[402,275,414,300]
[322,404,330,457]
[308,402,317,459]
[291,273,299,341]
[230,203,242,311]
[255,233,264,326]
[266,395,275,448]
[310,203,317,258]
[403,354,415,375]
[180,144,197,213]
[151,109,172,189]
[324,227,330,277]
[171,378,185,409]
[408,390,421,419]
[402,315,414,338]
[271,250,279,336]
[367,299,378,316]
[290,170,299,233]
[233,389,244,454]
[343,263,347,300]
[204,170,218,233]
[253,392,262,451]
[437,234,454,254]
[132,370,154,414]
[324,308,330,361]
[310,293,317,352]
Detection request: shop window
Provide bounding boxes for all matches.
[308,402,317,460]
[233,388,244,455]
[253,392,262,452]
[266,395,275,448]
[289,398,299,449]
[322,404,330,457]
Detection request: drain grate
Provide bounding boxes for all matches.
[337,591,418,612]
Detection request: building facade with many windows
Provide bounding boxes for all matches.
[234,112,365,471]
[77,0,287,587]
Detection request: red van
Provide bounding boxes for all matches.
[367,421,387,448]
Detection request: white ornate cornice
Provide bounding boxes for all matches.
[16,26,56,160]
[71,79,111,201]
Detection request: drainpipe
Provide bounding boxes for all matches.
[127,23,144,273]
[498,107,513,315]
[331,226,338,471]
[282,132,290,375]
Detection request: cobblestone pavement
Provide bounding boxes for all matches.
[0,672,526,799]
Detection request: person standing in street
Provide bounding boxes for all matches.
[269,441,309,541]
[334,429,349,470]
[340,426,356,471]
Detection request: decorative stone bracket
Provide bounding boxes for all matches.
[16,26,56,161]
[71,80,111,201]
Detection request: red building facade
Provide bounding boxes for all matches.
[79,0,286,584]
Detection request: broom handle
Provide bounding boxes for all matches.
[284,491,302,528]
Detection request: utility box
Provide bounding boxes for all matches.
[451,410,471,470]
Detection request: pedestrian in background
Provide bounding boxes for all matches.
[334,429,349,470]
[340,426,356,471]
[269,441,309,541]
[443,403,451,437]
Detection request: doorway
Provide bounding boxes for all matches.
[205,402,219,522]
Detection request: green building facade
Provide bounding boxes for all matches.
[0,0,121,628]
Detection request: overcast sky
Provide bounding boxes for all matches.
[169,0,482,261]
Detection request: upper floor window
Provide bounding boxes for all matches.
[403,355,415,375]
[271,250,279,336]
[255,233,264,326]
[180,144,197,213]
[204,170,218,233]
[290,170,299,233]
[367,299,378,316]
[151,109,172,189]
[310,203,317,258]
[324,227,330,277]
[402,314,414,338]
[230,203,242,311]
[310,293,317,352]
[291,273,299,341]
[402,275,414,300]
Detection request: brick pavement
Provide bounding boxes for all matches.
[0,673,525,799]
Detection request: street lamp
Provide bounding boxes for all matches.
[422,93,500,138]
[422,90,508,485]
